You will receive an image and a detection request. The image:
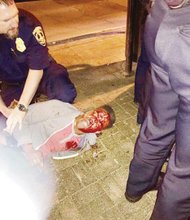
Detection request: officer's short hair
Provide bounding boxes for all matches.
[0,0,14,6]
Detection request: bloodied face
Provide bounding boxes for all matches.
[76,108,111,133]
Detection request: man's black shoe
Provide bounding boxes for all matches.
[125,191,143,203]
[125,172,165,203]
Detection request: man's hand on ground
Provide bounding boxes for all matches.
[22,144,44,167]
[25,150,44,167]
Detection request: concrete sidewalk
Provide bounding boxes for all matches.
[47,62,156,220]
[17,0,126,67]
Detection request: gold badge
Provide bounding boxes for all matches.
[15,38,26,52]
[32,26,46,46]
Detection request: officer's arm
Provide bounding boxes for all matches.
[18,68,43,108]
[0,96,11,118]
[5,69,43,134]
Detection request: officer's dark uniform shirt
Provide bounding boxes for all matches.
[0,9,50,83]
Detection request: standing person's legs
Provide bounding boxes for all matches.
[135,42,151,124]
[39,65,77,103]
[136,68,152,124]
[150,98,190,220]
[125,65,179,199]
[134,42,150,104]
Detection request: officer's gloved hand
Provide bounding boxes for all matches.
[5,107,26,134]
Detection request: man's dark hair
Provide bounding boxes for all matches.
[0,0,14,6]
[101,105,116,128]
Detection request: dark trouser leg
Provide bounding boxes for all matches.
[150,98,190,220]
[39,65,77,103]
[134,42,150,104]
[126,65,179,198]
[136,69,152,124]
[135,42,151,124]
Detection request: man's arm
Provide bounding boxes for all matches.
[5,69,43,133]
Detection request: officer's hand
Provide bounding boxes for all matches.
[5,107,26,134]
[1,99,18,118]
[1,106,12,118]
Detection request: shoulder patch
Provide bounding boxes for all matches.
[32,26,46,46]
[15,38,26,52]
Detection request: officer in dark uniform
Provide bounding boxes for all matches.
[125,0,190,219]
[0,0,76,133]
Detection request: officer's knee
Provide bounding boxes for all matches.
[54,84,77,104]
[43,70,77,103]
[61,88,77,103]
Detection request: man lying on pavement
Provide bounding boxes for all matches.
[1,99,115,167]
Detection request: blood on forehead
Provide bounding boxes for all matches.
[93,108,110,122]
[79,108,111,133]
